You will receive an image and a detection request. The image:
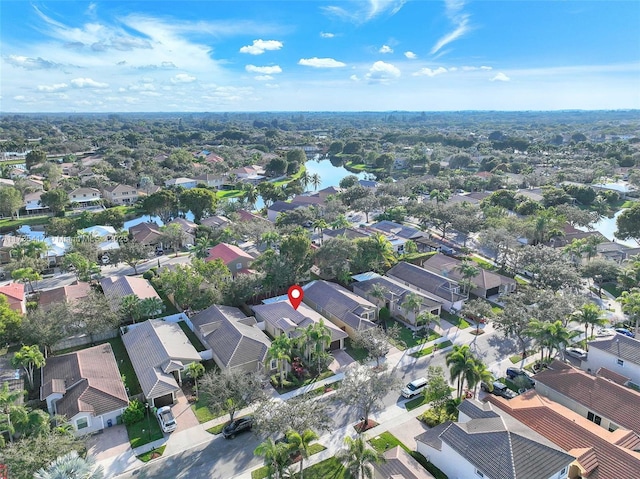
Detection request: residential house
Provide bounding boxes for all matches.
[582,334,640,388]
[375,446,435,479]
[421,253,517,299]
[252,300,347,350]
[8,168,26,179]
[40,343,129,435]
[44,236,71,266]
[416,399,574,479]
[79,225,120,254]
[353,275,442,326]
[322,227,370,243]
[533,360,640,435]
[69,187,101,206]
[596,241,640,263]
[0,235,24,264]
[200,215,231,229]
[129,222,163,247]
[164,177,197,189]
[0,283,26,314]
[303,280,377,338]
[167,217,197,246]
[230,166,265,185]
[205,243,254,276]
[22,177,45,191]
[122,319,202,407]
[387,262,467,312]
[38,281,92,310]
[99,276,162,313]
[371,221,427,241]
[0,178,15,188]
[194,173,225,189]
[488,392,640,478]
[24,191,48,213]
[102,184,139,205]
[267,201,304,222]
[190,304,272,373]
[515,188,545,204]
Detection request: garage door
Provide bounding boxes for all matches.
[153,394,174,408]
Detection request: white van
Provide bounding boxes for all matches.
[401,377,428,398]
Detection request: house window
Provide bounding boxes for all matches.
[617,359,624,366]
[475,469,484,478]
[587,412,602,425]
[609,423,619,432]
[560,466,567,477]
[269,359,277,370]
[76,417,89,430]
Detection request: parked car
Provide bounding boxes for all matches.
[156,406,177,433]
[481,381,518,399]
[615,328,635,338]
[401,377,428,399]
[506,367,535,388]
[222,416,254,439]
[596,328,616,337]
[564,347,588,360]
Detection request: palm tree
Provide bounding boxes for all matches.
[312,219,328,244]
[11,345,45,390]
[310,173,321,191]
[192,237,212,259]
[0,381,25,443]
[119,294,142,324]
[445,345,475,398]
[138,297,165,319]
[254,437,291,479]
[456,260,479,296]
[299,170,311,192]
[34,451,104,479]
[286,428,319,479]
[243,183,259,210]
[415,311,440,334]
[529,320,571,361]
[261,231,281,250]
[186,362,205,398]
[429,189,451,205]
[401,292,423,325]
[620,288,640,338]
[571,303,606,351]
[337,435,385,479]
[370,233,396,272]
[268,334,293,387]
[307,320,332,374]
[369,283,390,309]
[465,359,493,397]
[331,214,350,230]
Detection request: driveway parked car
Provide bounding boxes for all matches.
[615,328,635,338]
[222,416,254,439]
[506,367,535,388]
[564,347,588,360]
[481,381,517,399]
[156,406,177,433]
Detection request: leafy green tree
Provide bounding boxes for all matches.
[34,451,104,479]
[11,267,41,294]
[185,362,205,399]
[571,303,606,350]
[119,294,142,324]
[267,334,293,387]
[286,429,319,479]
[0,295,22,344]
[337,435,384,479]
[620,288,640,337]
[616,202,640,242]
[254,437,291,479]
[160,223,186,256]
[313,237,357,280]
[113,239,151,274]
[0,381,25,443]
[39,189,69,215]
[445,345,476,398]
[199,368,265,422]
[11,345,45,390]
[422,366,452,410]
[179,188,217,223]
[142,190,178,224]
[0,186,23,219]
[18,302,76,358]
[25,150,46,169]
[63,252,100,282]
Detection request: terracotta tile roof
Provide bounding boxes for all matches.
[38,281,92,309]
[40,343,128,419]
[535,360,640,434]
[205,243,253,265]
[487,392,640,479]
[99,276,161,312]
[596,367,630,386]
[0,282,24,301]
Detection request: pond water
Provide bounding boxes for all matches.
[582,209,639,248]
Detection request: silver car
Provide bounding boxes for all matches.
[564,347,588,360]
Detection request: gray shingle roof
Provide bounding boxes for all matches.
[387,262,467,303]
[376,446,435,479]
[589,334,640,365]
[303,280,376,331]
[354,276,442,310]
[371,220,425,240]
[422,253,516,291]
[191,304,271,369]
[122,320,201,399]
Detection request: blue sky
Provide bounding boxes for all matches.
[1,1,639,112]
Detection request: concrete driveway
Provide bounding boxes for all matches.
[86,424,131,461]
[386,416,430,451]
[173,390,200,433]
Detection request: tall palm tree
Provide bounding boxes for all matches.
[415,311,440,334]
[369,283,390,309]
[337,435,385,479]
[11,345,45,390]
[261,231,281,250]
[0,381,25,443]
[456,260,479,296]
[192,237,212,259]
[139,297,165,319]
[429,189,451,206]
[307,320,332,374]
[401,292,423,325]
[529,320,571,361]
[34,451,104,479]
[445,345,475,398]
[186,362,205,398]
[286,429,319,479]
[243,183,259,210]
[331,214,350,230]
[299,170,311,192]
[620,288,640,338]
[119,294,142,324]
[465,359,493,397]
[268,334,293,387]
[254,437,291,479]
[571,303,606,351]
[310,173,322,191]
[312,219,328,243]
[370,233,396,272]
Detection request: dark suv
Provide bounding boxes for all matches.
[506,367,535,388]
[481,381,517,399]
[222,416,254,439]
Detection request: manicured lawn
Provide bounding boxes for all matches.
[192,398,221,424]
[369,431,406,453]
[272,369,336,394]
[602,282,623,298]
[509,351,535,364]
[469,256,497,271]
[290,457,347,479]
[177,321,207,352]
[206,420,229,435]
[126,410,164,449]
[440,311,470,329]
[344,338,369,362]
[271,164,307,187]
[0,215,50,231]
[107,336,142,396]
[217,189,243,199]
[137,445,166,462]
[405,395,428,411]
[410,340,453,358]
[385,320,439,349]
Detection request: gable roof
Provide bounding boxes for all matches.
[205,243,253,264]
[416,400,574,479]
[40,343,128,418]
[588,334,640,365]
[0,282,25,302]
[103,183,137,193]
[122,319,201,399]
[129,222,162,244]
[167,217,197,233]
[303,280,376,331]
[99,276,161,311]
[268,201,301,213]
[534,360,640,434]
[371,220,425,240]
[422,253,516,291]
[354,276,442,311]
[323,228,370,241]
[387,262,467,304]
[38,281,92,309]
[376,446,435,479]
[191,304,271,369]
[488,392,640,479]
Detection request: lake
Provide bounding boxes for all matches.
[583,209,639,248]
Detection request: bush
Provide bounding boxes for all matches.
[379,307,391,322]
[122,399,145,425]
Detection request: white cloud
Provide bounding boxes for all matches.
[254,75,274,81]
[320,32,335,38]
[5,55,63,70]
[350,74,360,81]
[480,66,492,71]
[365,61,401,83]
[431,0,472,55]
[462,65,493,71]
[239,39,283,55]
[491,72,511,82]
[70,78,109,88]
[404,51,417,59]
[245,65,282,74]
[322,0,406,23]
[298,57,346,68]
[413,67,448,77]
[171,73,196,83]
[37,83,68,92]
[379,45,393,54]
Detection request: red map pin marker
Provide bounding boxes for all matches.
[288,285,304,310]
